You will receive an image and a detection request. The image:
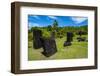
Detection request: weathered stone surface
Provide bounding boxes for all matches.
[63,32,73,47]
[33,30,42,49]
[76,31,87,36]
[77,37,86,42]
[41,38,57,57]
[63,41,72,47]
[67,32,73,42]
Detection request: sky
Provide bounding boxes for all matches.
[28,15,88,28]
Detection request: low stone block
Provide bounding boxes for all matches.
[63,41,72,47]
[77,37,86,42]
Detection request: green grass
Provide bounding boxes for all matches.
[28,35,88,61]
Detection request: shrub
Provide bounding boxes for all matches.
[42,31,51,38]
[28,32,33,41]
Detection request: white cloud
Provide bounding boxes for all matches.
[71,17,87,24]
[48,16,57,19]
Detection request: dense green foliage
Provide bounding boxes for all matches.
[28,20,87,40]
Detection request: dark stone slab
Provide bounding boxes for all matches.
[33,30,42,49]
[76,31,87,36]
[41,38,57,57]
[67,32,73,42]
[78,31,83,36]
[63,41,72,47]
[63,32,73,47]
[77,37,86,42]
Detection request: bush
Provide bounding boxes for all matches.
[42,30,51,38]
[28,32,33,41]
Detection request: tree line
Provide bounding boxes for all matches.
[28,20,88,40]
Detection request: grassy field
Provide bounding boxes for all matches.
[28,35,88,61]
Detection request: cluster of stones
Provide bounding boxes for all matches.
[76,31,87,42]
[33,29,87,57]
[33,29,57,57]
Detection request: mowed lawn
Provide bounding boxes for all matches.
[28,35,88,61]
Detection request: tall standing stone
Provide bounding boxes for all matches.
[33,29,42,49]
[67,32,73,42]
[64,32,73,47]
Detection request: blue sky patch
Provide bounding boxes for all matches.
[28,15,88,28]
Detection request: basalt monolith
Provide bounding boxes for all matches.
[41,37,57,57]
[33,29,42,49]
